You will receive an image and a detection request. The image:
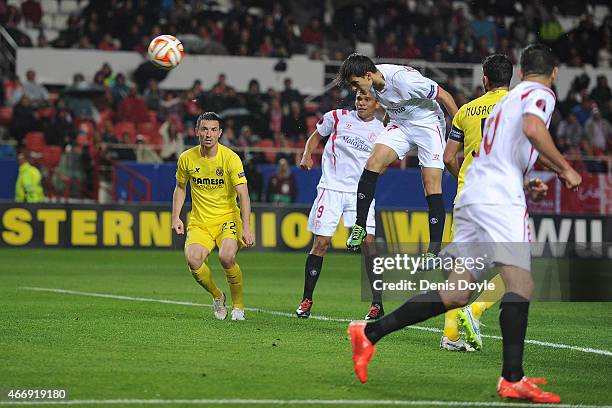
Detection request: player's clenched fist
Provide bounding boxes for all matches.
[300,154,314,170]
[559,167,582,191]
[172,217,184,235]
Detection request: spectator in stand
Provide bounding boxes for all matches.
[135,135,162,164]
[244,79,266,134]
[144,79,161,110]
[268,96,283,136]
[160,91,184,121]
[281,78,302,108]
[9,96,38,146]
[15,151,44,203]
[244,158,263,203]
[378,31,401,59]
[572,95,594,126]
[52,144,87,198]
[584,106,612,152]
[98,34,118,51]
[95,63,115,87]
[470,9,496,49]
[590,75,611,114]
[100,120,119,143]
[282,100,306,141]
[45,109,75,147]
[22,69,48,108]
[556,112,585,146]
[116,84,149,123]
[20,0,41,27]
[37,33,48,47]
[159,119,185,162]
[267,158,296,204]
[111,73,129,108]
[579,137,607,173]
[303,17,324,48]
[400,34,422,59]
[539,14,563,45]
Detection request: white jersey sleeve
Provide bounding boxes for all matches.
[522,88,556,125]
[316,110,337,137]
[390,68,439,101]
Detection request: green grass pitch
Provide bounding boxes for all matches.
[0,249,611,407]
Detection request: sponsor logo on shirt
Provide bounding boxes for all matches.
[192,177,226,189]
[343,136,372,152]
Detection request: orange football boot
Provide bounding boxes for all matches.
[497,377,560,403]
[347,321,376,384]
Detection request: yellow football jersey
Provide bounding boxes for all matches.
[449,89,508,202]
[176,144,247,226]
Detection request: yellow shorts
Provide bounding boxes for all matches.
[185,214,243,253]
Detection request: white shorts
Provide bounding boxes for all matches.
[376,120,446,169]
[442,204,531,277]
[307,188,376,237]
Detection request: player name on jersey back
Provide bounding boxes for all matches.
[316,109,385,193]
[457,81,556,208]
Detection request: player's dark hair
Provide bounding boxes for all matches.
[520,44,557,77]
[482,54,513,88]
[196,112,222,128]
[336,53,377,87]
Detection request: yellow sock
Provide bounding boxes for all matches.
[443,309,460,341]
[191,261,222,300]
[470,273,506,320]
[224,263,244,309]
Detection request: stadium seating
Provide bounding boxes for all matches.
[113,122,136,142]
[255,139,276,163]
[0,106,13,126]
[41,145,62,168]
[137,122,158,138]
[37,107,56,120]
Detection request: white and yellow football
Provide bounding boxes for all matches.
[147,35,184,70]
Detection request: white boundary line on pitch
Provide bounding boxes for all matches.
[1,398,611,407]
[18,286,612,357]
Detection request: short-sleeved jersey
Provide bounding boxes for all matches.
[316,109,385,192]
[176,144,247,226]
[449,89,508,202]
[456,81,556,208]
[371,64,445,126]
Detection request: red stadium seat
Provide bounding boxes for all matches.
[137,122,158,138]
[37,107,56,120]
[0,106,12,126]
[255,139,276,163]
[76,133,91,147]
[147,110,159,125]
[98,109,115,127]
[306,116,319,134]
[78,121,95,137]
[24,132,46,153]
[41,145,62,168]
[114,121,136,142]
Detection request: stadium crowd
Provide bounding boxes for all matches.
[0,1,611,201]
[1,0,612,67]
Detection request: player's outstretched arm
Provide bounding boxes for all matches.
[523,114,582,190]
[436,87,459,118]
[172,181,186,234]
[443,139,462,178]
[300,129,323,170]
[235,183,255,247]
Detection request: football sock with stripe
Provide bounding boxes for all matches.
[425,193,445,254]
[191,260,222,300]
[224,263,244,309]
[303,254,323,300]
[500,292,529,382]
[365,290,446,344]
[471,273,505,319]
[355,169,379,228]
[442,309,461,341]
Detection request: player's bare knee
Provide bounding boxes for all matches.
[311,236,330,256]
[218,253,236,269]
[422,176,441,195]
[365,155,385,173]
[187,255,203,271]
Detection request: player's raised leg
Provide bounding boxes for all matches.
[296,235,329,318]
[496,264,560,403]
[185,242,227,320]
[218,237,245,321]
[348,144,397,250]
[348,266,473,383]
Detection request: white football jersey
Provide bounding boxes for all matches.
[371,64,445,125]
[316,109,385,192]
[456,81,557,208]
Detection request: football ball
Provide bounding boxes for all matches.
[148,35,184,70]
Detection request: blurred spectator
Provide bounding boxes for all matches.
[98,34,119,51]
[572,96,593,126]
[584,107,612,151]
[556,112,584,146]
[400,34,422,59]
[244,157,263,202]
[267,158,296,204]
[471,9,496,49]
[21,0,42,27]
[159,119,185,161]
[117,85,149,123]
[281,78,302,108]
[9,96,38,145]
[111,73,129,107]
[22,69,48,107]
[135,135,162,163]
[268,96,283,135]
[15,151,44,203]
[539,14,563,44]
[37,33,48,47]
[52,144,87,198]
[590,76,611,113]
[45,109,75,146]
[144,79,161,110]
[282,101,306,141]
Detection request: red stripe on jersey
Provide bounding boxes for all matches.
[342,109,347,115]
[436,126,443,145]
[521,86,556,100]
[331,110,340,168]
